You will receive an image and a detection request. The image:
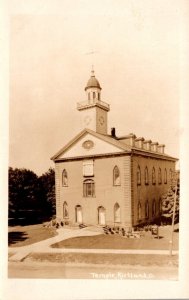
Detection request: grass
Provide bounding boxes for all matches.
[51,227,178,251]
[8,224,57,247]
[26,252,178,267]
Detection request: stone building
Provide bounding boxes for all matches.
[51,70,177,228]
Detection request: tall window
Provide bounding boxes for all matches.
[145,200,149,219]
[98,92,100,100]
[114,203,121,223]
[88,92,90,101]
[169,168,172,181]
[152,167,156,185]
[113,166,121,186]
[93,92,95,99]
[63,201,69,219]
[138,201,142,220]
[137,165,141,185]
[145,167,149,185]
[158,168,162,184]
[62,169,68,186]
[152,199,156,217]
[83,179,95,197]
[159,197,162,214]
[164,168,167,184]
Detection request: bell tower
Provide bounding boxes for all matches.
[77,68,110,135]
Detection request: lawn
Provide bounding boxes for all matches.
[26,252,178,267]
[8,224,57,247]
[51,226,178,250]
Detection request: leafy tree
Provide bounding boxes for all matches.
[161,175,180,224]
[9,167,41,222]
[38,168,56,216]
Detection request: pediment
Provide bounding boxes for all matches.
[52,129,128,160]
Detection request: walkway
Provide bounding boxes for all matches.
[9,226,178,262]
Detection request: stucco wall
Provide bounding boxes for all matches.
[55,155,132,227]
[131,155,176,226]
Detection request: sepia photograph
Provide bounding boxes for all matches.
[1,0,189,299]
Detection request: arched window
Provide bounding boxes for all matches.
[158,168,162,184]
[152,199,156,217]
[98,92,100,100]
[114,203,121,223]
[164,168,167,184]
[83,179,95,197]
[145,200,149,219]
[62,169,68,186]
[137,165,141,185]
[88,92,90,101]
[159,197,162,214]
[138,201,142,220]
[113,166,121,186]
[63,201,69,219]
[152,167,156,185]
[169,168,172,182]
[93,92,95,99]
[145,167,149,185]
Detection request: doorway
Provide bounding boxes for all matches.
[98,206,106,225]
[75,205,83,224]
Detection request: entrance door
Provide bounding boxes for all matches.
[98,206,106,225]
[75,205,82,224]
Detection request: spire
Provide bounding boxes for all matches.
[91,65,95,77]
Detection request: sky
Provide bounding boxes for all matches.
[9,0,184,175]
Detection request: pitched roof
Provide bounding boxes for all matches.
[51,128,178,161]
[51,128,131,160]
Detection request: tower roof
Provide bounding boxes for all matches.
[85,69,102,91]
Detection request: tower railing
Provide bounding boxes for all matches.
[77,99,110,110]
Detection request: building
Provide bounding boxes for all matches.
[51,69,177,228]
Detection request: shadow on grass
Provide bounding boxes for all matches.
[8,231,28,246]
[8,215,51,227]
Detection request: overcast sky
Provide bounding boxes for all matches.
[9,0,183,175]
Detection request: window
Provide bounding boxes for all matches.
[63,202,69,219]
[152,199,156,217]
[169,168,172,181]
[137,165,141,185]
[113,166,121,186]
[83,179,95,197]
[93,92,95,99]
[145,167,149,185]
[159,197,162,214]
[158,168,162,184]
[114,203,121,223]
[164,168,167,184]
[62,169,68,186]
[138,202,142,220]
[83,160,94,176]
[88,92,90,101]
[98,92,100,100]
[145,200,149,219]
[152,167,156,185]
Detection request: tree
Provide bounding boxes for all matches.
[9,167,42,223]
[38,168,56,216]
[161,174,180,225]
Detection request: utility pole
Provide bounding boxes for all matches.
[169,171,178,256]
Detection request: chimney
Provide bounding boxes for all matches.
[135,137,144,149]
[143,140,152,151]
[151,142,159,152]
[111,127,116,138]
[157,144,165,154]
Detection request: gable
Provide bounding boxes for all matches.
[55,132,126,160]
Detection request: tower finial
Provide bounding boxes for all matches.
[91,65,95,76]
